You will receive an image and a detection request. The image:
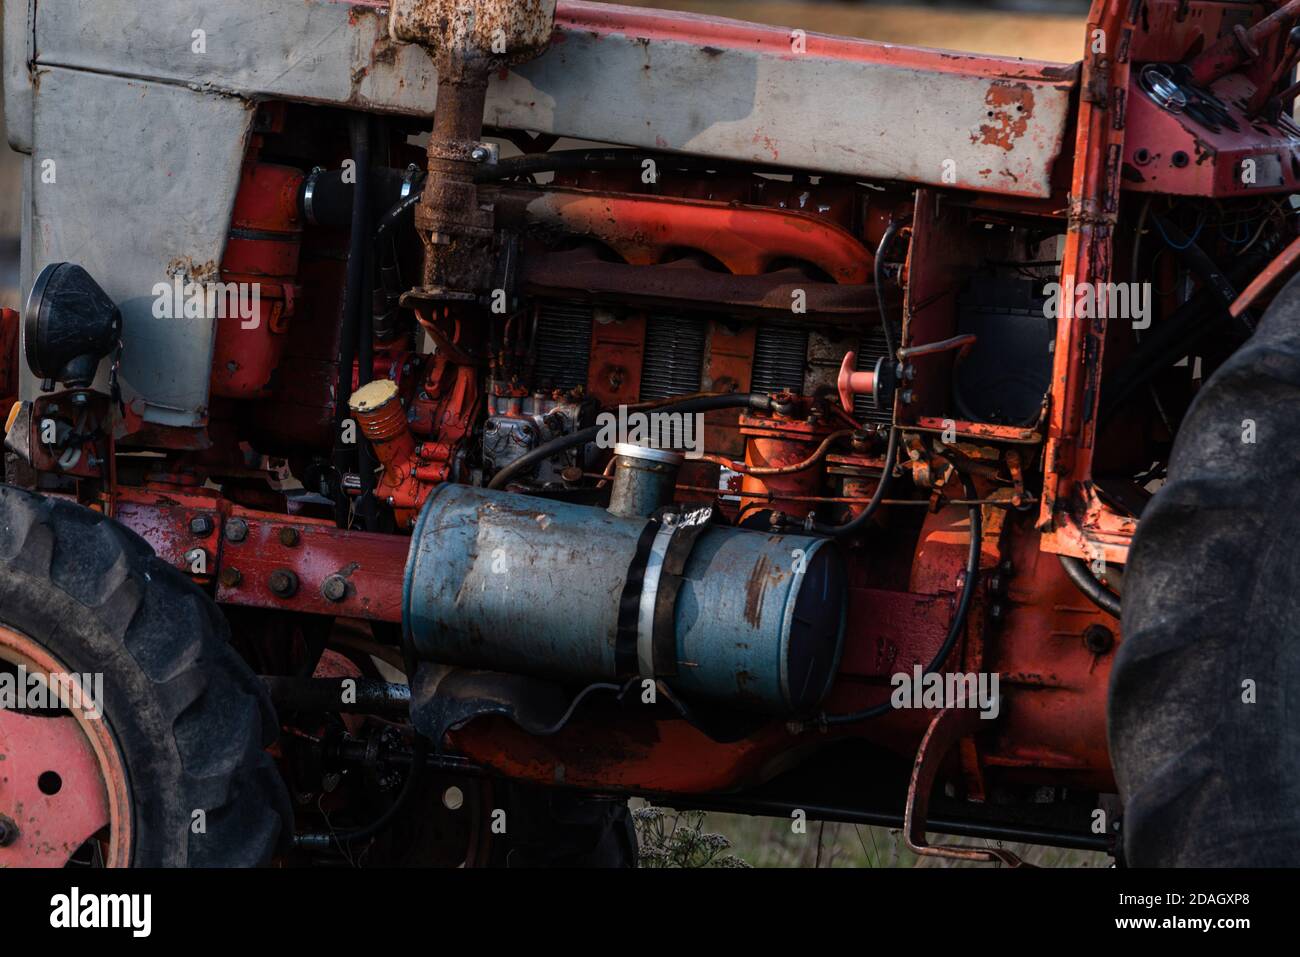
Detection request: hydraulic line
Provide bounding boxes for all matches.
[698,429,854,477]
[486,392,776,490]
[815,472,982,727]
[1058,554,1122,618]
[803,426,900,538]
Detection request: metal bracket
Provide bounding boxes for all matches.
[903,702,1027,867]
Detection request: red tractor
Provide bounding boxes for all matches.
[2,0,1299,867]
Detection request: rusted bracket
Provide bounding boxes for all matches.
[903,702,1027,867]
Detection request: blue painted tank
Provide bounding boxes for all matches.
[403,484,846,714]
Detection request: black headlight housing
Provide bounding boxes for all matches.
[24,262,121,390]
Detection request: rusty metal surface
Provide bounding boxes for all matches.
[24,0,1075,198]
[522,249,877,319]
[389,0,557,68]
[903,704,1025,866]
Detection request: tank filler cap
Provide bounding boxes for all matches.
[349,378,401,414]
[613,443,685,466]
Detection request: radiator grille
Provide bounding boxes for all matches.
[854,325,893,424]
[533,300,593,391]
[751,324,810,394]
[640,313,707,399]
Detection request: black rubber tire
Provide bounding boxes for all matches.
[0,485,291,866]
[1110,272,1300,866]
[487,783,638,868]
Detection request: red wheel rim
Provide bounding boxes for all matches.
[0,625,132,867]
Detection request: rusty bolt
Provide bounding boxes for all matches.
[321,574,349,603]
[1083,624,1114,655]
[0,815,17,847]
[189,514,214,537]
[279,526,300,547]
[269,569,299,598]
[218,567,242,588]
[225,517,249,543]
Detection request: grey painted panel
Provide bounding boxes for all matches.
[27,68,252,426]
[30,0,1070,197]
[4,0,34,153]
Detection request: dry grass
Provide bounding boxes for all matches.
[636,805,1111,868]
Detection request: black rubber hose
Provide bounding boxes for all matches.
[314,623,427,849]
[299,165,411,227]
[472,148,759,182]
[1058,553,1122,618]
[818,473,982,726]
[486,392,776,491]
[331,114,372,527]
[874,219,903,360]
[805,426,900,538]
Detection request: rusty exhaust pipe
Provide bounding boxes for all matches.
[388,0,557,300]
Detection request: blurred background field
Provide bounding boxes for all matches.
[635,804,1110,868]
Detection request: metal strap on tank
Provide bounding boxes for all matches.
[615,521,660,678]
[615,506,715,679]
[648,510,715,678]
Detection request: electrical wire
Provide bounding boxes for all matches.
[815,472,983,727]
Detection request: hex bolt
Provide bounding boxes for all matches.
[189,514,214,537]
[269,569,299,598]
[1083,624,1115,655]
[225,517,249,543]
[279,526,300,548]
[321,574,349,603]
[470,145,490,162]
[218,567,243,588]
[0,815,17,847]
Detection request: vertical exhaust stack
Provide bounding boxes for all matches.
[389,0,557,299]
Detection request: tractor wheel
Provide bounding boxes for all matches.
[1110,271,1300,866]
[0,485,290,866]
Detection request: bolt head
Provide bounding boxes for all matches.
[189,514,214,536]
[321,575,348,603]
[268,569,299,598]
[279,526,300,547]
[224,518,249,543]
[218,567,242,588]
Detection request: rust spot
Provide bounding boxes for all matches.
[744,554,770,627]
[972,81,1034,151]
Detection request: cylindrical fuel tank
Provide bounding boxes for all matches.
[403,484,845,714]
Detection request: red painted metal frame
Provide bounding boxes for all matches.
[1039,0,1139,564]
